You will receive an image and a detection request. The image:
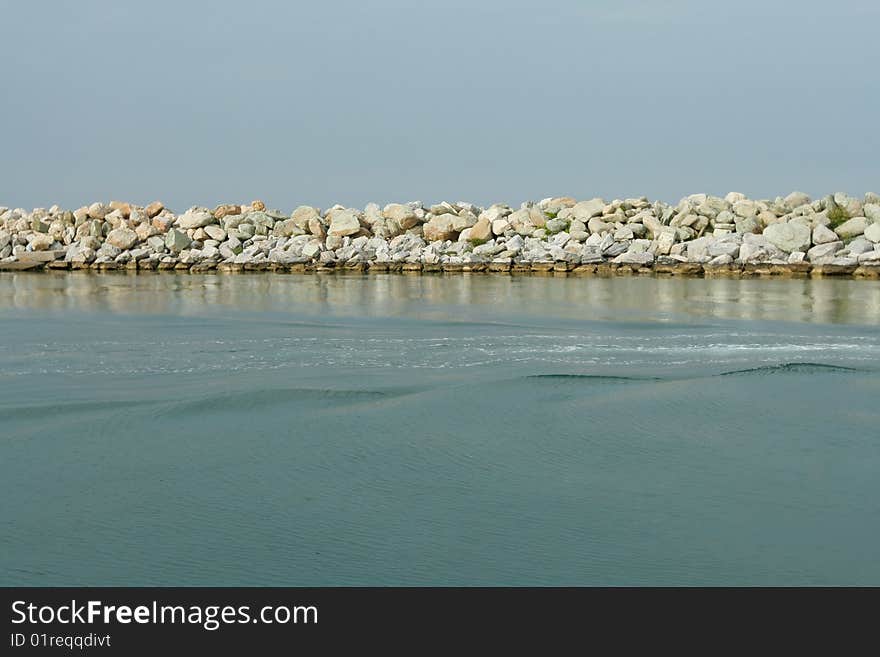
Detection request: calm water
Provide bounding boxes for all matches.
[2,272,879,585]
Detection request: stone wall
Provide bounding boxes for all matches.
[2,193,880,277]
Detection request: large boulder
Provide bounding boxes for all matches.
[165,228,191,252]
[812,224,838,245]
[308,217,326,238]
[144,201,164,218]
[177,210,215,229]
[468,217,492,242]
[834,216,867,240]
[327,210,361,237]
[571,198,606,221]
[491,218,511,236]
[28,233,55,251]
[66,245,96,263]
[698,196,729,218]
[272,218,302,237]
[732,199,758,219]
[685,236,713,261]
[383,204,420,230]
[587,216,613,234]
[807,242,843,261]
[452,212,477,232]
[784,191,811,209]
[734,216,761,234]
[422,214,458,242]
[201,225,224,241]
[87,202,110,219]
[105,227,138,250]
[291,205,321,229]
[654,230,676,255]
[613,251,654,265]
[763,222,811,253]
[864,222,880,243]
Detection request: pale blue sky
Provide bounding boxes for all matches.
[2,0,878,211]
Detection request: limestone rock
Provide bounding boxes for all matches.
[213,204,241,219]
[784,191,811,209]
[734,216,761,234]
[328,210,361,237]
[545,218,567,234]
[571,199,606,221]
[812,224,838,245]
[105,227,138,250]
[108,201,132,218]
[291,206,321,228]
[152,215,175,232]
[177,210,215,229]
[468,218,492,242]
[452,212,477,232]
[308,217,326,238]
[763,222,811,253]
[204,225,227,241]
[66,246,96,263]
[145,201,165,218]
[383,204,420,230]
[87,202,110,219]
[28,234,55,251]
[165,228,191,252]
[423,214,458,242]
[807,242,843,261]
[613,251,653,265]
[834,216,867,240]
[847,237,874,256]
[587,216,612,234]
[491,218,511,236]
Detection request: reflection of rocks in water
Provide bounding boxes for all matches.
[1,272,879,327]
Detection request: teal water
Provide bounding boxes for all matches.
[2,273,879,585]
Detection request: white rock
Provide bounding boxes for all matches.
[763,222,811,253]
[491,218,511,235]
[846,237,874,255]
[613,251,653,265]
[834,216,867,239]
[106,227,139,250]
[383,204,420,230]
[707,254,733,266]
[328,210,361,237]
[177,210,215,229]
[807,242,843,261]
[204,225,227,241]
[423,214,458,242]
[784,191,811,209]
[655,230,676,255]
[165,228,191,252]
[571,198,606,221]
[863,222,880,243]
[302,241,322,258]
[28,234,55,251]
[812,224,839,245]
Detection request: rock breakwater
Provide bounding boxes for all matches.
[2,192,880,278]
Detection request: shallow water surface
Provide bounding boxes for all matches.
[1,273,879,585]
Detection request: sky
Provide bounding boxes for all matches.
[1,0,878,212]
